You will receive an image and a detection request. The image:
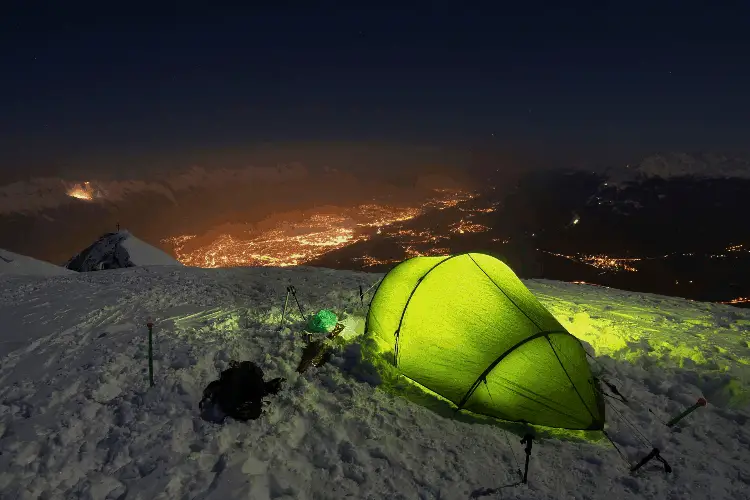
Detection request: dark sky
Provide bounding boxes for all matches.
[2,2,750,179]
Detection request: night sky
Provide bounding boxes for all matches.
[2,3,750,179]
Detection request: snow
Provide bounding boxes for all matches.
[0,266,748,499]
[65,230,182,271]
[0,248,74,277]
[120,231,183,267]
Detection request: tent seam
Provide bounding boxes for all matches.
[545,335,599,427]
[391,254,459,365]
[466,253,545,331]
[456,329,569,410]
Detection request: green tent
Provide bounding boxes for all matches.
[366,253,605,430]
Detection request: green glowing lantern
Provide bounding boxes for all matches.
[366,252,605,431]
[308,309,338,333]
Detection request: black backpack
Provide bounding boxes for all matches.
[200,361,284,422]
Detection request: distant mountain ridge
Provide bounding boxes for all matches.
[603,152,750,188]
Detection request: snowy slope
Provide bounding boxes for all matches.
[120,232,184,267]
[0,267,748,499]
[0,248,74,276]
[65,230,182,272]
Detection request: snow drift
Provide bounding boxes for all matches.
[0,266,748,499]
[0,248,73,276]
[65,230,182,272]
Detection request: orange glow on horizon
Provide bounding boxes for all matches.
[67,182,95,201]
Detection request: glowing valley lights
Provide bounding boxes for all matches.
[351,246,451,267]
[544,250,641,272]
[352,255,402,268]
[388,228,447,244]
[449,221,490,234]
[424,190,475,209]
[583,255,639,272]
[721,297,750,305]
[405,245,450,258]
[166,214,367,268]
[355,204,423,227]
[460,205,499,214]
[166,189,478,268]
[66,182,95,201]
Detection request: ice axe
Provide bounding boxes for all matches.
[666,397,707,428]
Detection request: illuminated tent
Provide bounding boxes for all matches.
[366,253,605,430]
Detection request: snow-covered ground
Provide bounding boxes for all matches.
[0,248,73,277]
[0,266,748,499]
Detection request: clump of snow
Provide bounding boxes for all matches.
[0,266,748,499]
[65,230,182,271]
[0,248,74,276]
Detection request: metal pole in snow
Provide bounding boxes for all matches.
[147,320,154,387]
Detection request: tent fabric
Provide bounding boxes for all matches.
[366,253,605,430]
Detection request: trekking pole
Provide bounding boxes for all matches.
[666,397,707,428]
[352,278,383,308]
[520,434,533,484]
[146,319,155,387]
[288,285,307,321]
[279,288,291,330]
